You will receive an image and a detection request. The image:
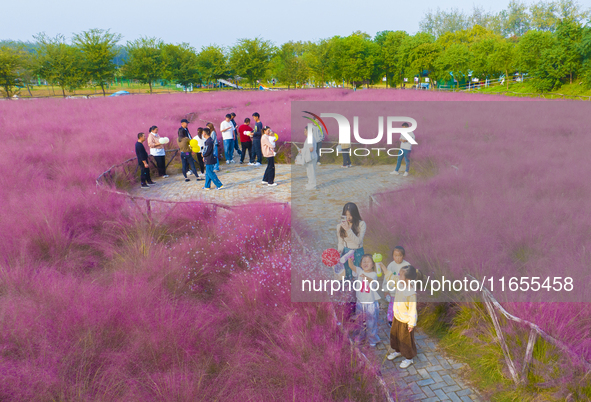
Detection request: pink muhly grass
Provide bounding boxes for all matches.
[366,100,591,367]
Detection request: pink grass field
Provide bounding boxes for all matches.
[0,90,407,400]
[0,88,587,399]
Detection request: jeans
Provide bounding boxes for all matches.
[341,247,364,281]
[241,141,253,163]
[213,142,220,171]
[205,164,222,188]
[234,133,242,154]
[139,164,152,184]
[223,139,234,162]
[354,301,380,345]
[316,141,322,161]
[153,155,166,176]
[395,149,411,172]
[252,138,262,163]
[181,152,198,178]
[263,156,275,184]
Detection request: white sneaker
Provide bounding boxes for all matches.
[387,352,401,360]
[163,175,169,178]
[268,183,277,187]
[187,171,193,175]
[390,171,399,175]
[403,172,409,177]
[248,162,254,166]
[400,359,414,368]
[317,162,321,165]
[261,181,267,184]
[254,162,261,166]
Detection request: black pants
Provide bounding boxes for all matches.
[140,164,152,184]
[263,156,275,184]
[154,155,166,176]
[181,152,198,178]
[342,150,351,166]
[195,153,205,174]
[252,138,262,163]
[241,141,253,163]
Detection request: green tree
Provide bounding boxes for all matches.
[530,0,559,31]
[436,43,471,88]
[306,39,331,86]
[122,37,166,94]
[379,31,408,87]
[337,33,379,88]
[34,33,85,98]
[419,7,469,38]
[517,30,556,75]
[489,40,517,89]
[408,42,441,87]
[0,45,26,98]
[229,38,274,88]
[73,28,121,96]
[502,0,531,37]
[197,45,230,86]
[533,44,568,91]
[471,37,500,80]
[554,19,583,83]
[163,43,200,91]
[272,41,309,89]
[579,25,591,88]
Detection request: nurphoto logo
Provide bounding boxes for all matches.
[304,112,418,157]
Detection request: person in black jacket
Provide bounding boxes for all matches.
[135,132,155,188]
[178,119,191,139]
[202,128,224,190]
[251,112,263,166]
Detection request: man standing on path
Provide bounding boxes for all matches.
[202,127,224,190]
[251,112,263,166]
[391,122,415,177]
[220,114,235,164]
[135,132,155,189]
[178,119,194,175]
[230,113,242,158]
[302,125,318,190]
[238,118,254,165]
[178,119,191,139]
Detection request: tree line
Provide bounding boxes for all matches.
[0,0,590,98]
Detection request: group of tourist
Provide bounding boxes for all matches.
[334,202,423,369]
[135,112,415,191]
[134,112,279,189]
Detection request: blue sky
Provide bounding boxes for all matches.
[1,0,579,48]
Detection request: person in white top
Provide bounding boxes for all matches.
[347,255,381,346]
[302,125,318,190]
[220,114,235,164]
[376,246,411,326]
[391,122,415,177]
[147,125,168,178]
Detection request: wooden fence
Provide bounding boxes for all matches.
[369,193,591,386]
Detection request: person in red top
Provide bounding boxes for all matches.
[238,117,254,165]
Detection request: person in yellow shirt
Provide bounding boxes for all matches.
[387,265,423,369]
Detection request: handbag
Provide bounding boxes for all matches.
[295,152,304,165]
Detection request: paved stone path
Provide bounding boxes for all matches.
[128,162,291,205]
[127,160,483,402]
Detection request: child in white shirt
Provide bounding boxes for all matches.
[377,246,411,326]
[347,254,381,346]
